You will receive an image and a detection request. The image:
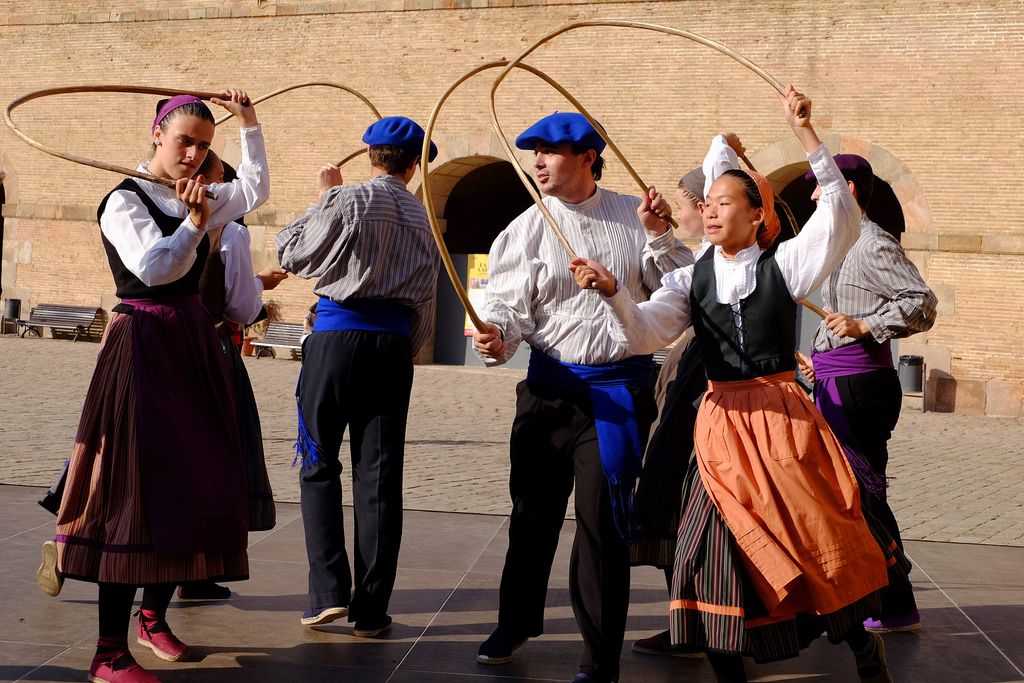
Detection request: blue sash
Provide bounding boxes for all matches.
[292,297,414,470]
[527,349,654,544]
[312,296,413,337]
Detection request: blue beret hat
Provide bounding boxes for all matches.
[805,153,872,183]
[515,112,607,153]
[362,116,437,162]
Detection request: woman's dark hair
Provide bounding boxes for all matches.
[848,173,874,212]
[571,145,605,181]
[722,169,762,209]
[722,168,768,243]
[368,144,420,174]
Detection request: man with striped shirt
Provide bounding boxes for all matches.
[473,112,692,683]
[277,116,440,637]
[798,154,937,635]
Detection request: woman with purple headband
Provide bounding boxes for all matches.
[44,89,269,683]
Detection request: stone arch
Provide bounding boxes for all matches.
[748,133,931,235]
[413,129,534,222]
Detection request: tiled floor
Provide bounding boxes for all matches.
[2,485,1022,682]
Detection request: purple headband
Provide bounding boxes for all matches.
[152,95,204,132]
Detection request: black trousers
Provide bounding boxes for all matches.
[497,380,656,680]
[298,330,413,622]
[833,367,918,616]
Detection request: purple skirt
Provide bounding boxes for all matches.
[56,295,249,584]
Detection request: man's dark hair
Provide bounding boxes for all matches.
[571,144,605,181]
[844,171,874,212]
[368,144,419,174]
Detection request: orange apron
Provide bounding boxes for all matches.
[694,372,888,617]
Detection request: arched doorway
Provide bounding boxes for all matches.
[427,157,536,366]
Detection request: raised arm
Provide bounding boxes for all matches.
[773,86,861,301]
[702,133,744,198]
[206,90,270,224]
[275,166,350,278]
[636,187,694,292]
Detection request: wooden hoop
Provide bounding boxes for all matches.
[422,59,602,332]
[489,20,789,260]
[4,85,238,199]
[212,81,380,169]
[4,82,383,200]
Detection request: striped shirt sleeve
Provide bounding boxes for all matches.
[857,231,937,342]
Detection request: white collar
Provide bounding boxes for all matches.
[553,187,602,213]
[714,241,762,265]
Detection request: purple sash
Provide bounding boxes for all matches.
[811,340,893,498]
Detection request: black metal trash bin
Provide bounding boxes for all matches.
[1,298,21,335]
[898,354,924,393]
[2,298,19,319]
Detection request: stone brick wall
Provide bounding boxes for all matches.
[1,0,1022,414]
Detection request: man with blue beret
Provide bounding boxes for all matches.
[473,112,693,682]
[277,115,440,637]
[796,153,936,636]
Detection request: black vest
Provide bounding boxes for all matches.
[689,247,796,382]
[97,178,209,300]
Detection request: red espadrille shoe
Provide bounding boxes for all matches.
[136,610,189,662]
[89,648,161,682]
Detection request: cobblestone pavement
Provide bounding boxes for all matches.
[1,335,1022,545]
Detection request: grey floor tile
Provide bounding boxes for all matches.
[0,486,54,543]
[0,641,70,683]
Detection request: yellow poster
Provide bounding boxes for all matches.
[465,254,489,336]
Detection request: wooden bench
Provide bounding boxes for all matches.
[250,321,305,360]
[17,304,107,342]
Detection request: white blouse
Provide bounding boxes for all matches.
[217,221,264,325]
[99,124,269,288]
[602,143,861,355]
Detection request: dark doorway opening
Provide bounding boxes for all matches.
[433,161,536,365]
[442,162,536,253]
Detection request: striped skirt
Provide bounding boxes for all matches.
[56,299,249,585]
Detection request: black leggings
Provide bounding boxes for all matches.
[707,652,748,683]
[97,583,176,638]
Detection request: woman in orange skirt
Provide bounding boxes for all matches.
[570,86,906,682]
